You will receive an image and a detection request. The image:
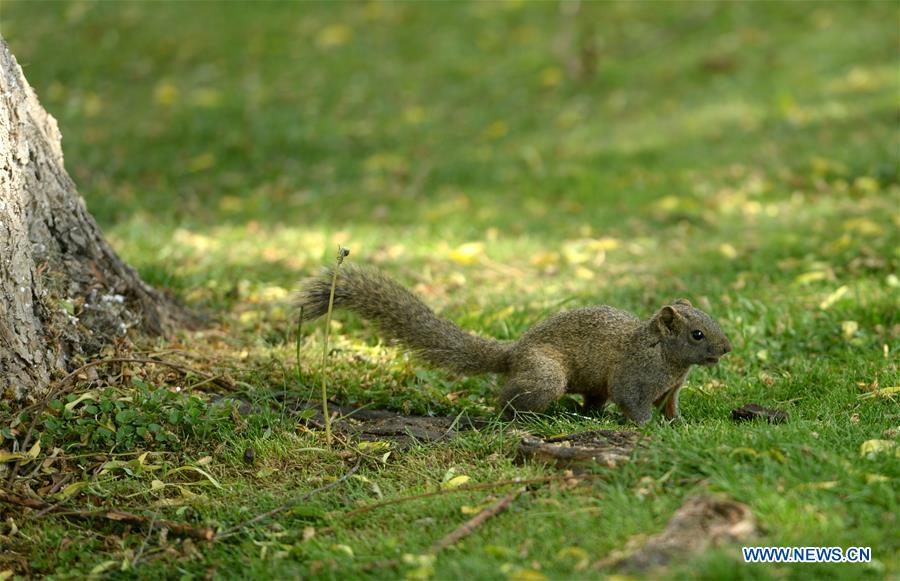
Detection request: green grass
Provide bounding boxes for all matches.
[1,1,898,579]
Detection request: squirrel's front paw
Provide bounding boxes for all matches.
[664,414,684,425]
[579,404,608,418]
[613,405,652,426]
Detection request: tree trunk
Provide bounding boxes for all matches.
[0,37,182,401]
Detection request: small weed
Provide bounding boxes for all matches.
[37,382,234,453]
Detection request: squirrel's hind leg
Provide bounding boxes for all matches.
[582,391,608,415]
[498,348,567,418]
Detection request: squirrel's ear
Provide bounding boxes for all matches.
[656,305,683,335]
[673,298,692,307]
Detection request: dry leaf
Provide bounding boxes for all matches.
[841,321,859,340]
[316,25,352,49]
[56,480,89,500]
[819,285,849,310]
[794,271,827,285]
[800,481,838,490]
[170,466,222,489]
[0,451,26,463]
[64,391,97,411]
[508,569,547,581]
[442,475,471,489]
[719,243,738,259]
[859,386,900,400]
[859,439,896,459]
[449,242,485,265]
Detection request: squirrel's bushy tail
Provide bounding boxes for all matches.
[296,265,512,374]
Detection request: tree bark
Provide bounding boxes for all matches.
[0,37,181,400]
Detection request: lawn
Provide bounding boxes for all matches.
[1,1,898,579]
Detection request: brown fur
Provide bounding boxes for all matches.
[297,267,732,424]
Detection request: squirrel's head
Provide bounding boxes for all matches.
[652,299,732,367]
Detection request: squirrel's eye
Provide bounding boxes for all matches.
[691,330,705,341]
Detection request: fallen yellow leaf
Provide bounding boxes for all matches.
[843,218,882,235]
[188,152,216,172]
[64,391,97,411]
[588,237,620,251]
[89,561,118,577]
[332,544,354,558]
[800,481,838,490]
[188,88,221,108]
[0,451,26,463]
[819,285,849,310]
[57,480,89,500]
[529,251,560,267]
[859,439,896,459]
[509,569,547,581]
[729,447,759,457]
[575,266,594,280]
[403,105,427,125]
[316,25,352,48]
[794,271,827,285]
[841,320,859,340]
[853,176,879,194]
[858,386,900,400]
[557,546,590,560]
[540,67,563,87]
[442,475,471,489]
[153,81,180,106]
[449,242,485,265]
[719,243,738,259]
[484,120,508,139]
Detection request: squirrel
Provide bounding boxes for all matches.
[297,265,732,424]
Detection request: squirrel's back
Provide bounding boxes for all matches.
[296,265,512,374]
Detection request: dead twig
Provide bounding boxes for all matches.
[216,455,362,540]
[340,472,599,520]
[185,373,226,391]
[56,509,214,541]
[45,472,74,496]
[360,488,525,571]
[0,490,45,509]
[431,487,523,552]
[320,245,351,446]
[0,491,213,541]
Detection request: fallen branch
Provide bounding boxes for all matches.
[0,491,214,540]
[0,490,45,509]
[216,455,363,540]
[431,487,523,552]
[360,488,526,571]
[60,509,214,541]
[340,472,599,520]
